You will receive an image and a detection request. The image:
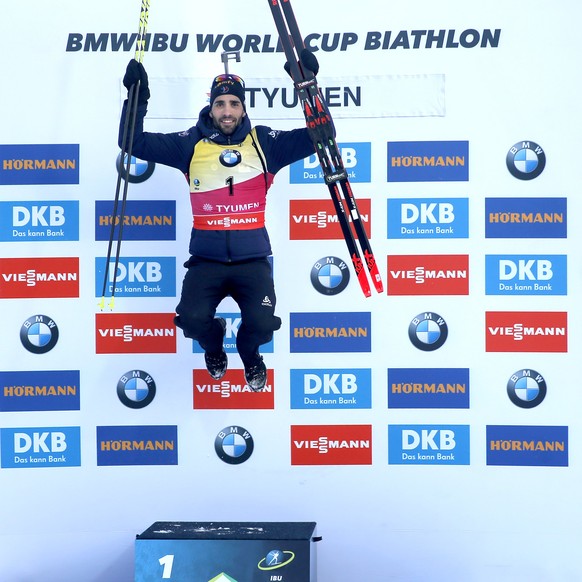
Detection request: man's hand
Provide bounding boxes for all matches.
[122,59,150,104]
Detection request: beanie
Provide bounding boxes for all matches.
[209,74,246,107]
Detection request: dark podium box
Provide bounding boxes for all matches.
[135,521,320,581]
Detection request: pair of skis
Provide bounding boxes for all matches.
[267,0,383,297]
[99,0,150,310]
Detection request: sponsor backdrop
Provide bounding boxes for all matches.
[0,0,581,580]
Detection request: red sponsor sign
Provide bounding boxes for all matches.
[289,199,371,240]
[193,369,274,409]
[387,254,469,295]
[0,257,79,298]
[486,311,568,352]
[291,424,372,465]
[95,313,176,354]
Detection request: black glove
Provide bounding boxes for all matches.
[284,48,319,78]
[123,59,150,104]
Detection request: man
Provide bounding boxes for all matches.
[119,60,316,391]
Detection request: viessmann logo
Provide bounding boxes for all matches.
[387,255,469,295]
[0,144,79,185]
[291,425,372,465]
[95,313,176,354]
[193,369,274,410]
[289,199,371,240]
[486,312,567,352]
[0,257,79,298]
[387,141,469,182]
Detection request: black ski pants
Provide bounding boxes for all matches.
[174,256,281,366]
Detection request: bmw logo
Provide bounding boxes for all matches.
[507,369,547,408]
[117,370,156,409]
[506,141,546,180]
[310,256,350,295]
[408,312,448,351]
[214,426,254,464]
[116,152,155,183]
[20,314,59,354]
[219,149,242,168]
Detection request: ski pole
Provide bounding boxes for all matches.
[99,0,150,310]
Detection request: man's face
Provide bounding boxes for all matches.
[210,96,245,135]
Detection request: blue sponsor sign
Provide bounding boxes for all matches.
[486,425,568,467]
[95,256,176,297]
[388,368,470,409]
[290,312,371,353]
[485,198,567,238]
[0,201,79,242]
[485,255,567,295]
[97,425,178,466]
[387,141,469,182]
[0,426,81,468]
[290,368,372,409]
[0,370,80,412]
[290,142,371,184]
[388,424,470,465]
[387,197,469,239]
[193,312,274,354]
[0,144,79,185]
[95,200,176,241]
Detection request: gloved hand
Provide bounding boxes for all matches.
[284,48,319,78]
[123,59,150,104]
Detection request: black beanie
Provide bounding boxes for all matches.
[209,74,246,107]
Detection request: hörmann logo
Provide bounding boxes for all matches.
[0,370,80,412]
[290,312,371,353]
[291,425,372,465]
[95,200,176,241]
[0,257,79,299]
[389,425,470,465]
[485,198,567,238]
[290,369,372,409]
[486,311,567,353]
[193,369,274,410]
[95,313,176,354]
[387,198,469,239]
[0,144,79,185]
[290,199,371,240]
[387,141,469,182]
[388,368,470,409]
[97,425,178,466]
[387,255,469,295]
[486,425,568,466]
[485,255,567,295]
[0,201,79,242]
[290,143,371,184]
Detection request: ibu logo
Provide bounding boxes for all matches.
[1,426,81,468]
[388,198,468,239]
[290,369,372,409]
[485,255,566,295]
[388,425,470,465]
[290,142,371,183]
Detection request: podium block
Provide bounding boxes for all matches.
[135,521,320,582]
